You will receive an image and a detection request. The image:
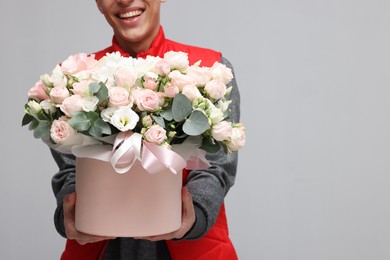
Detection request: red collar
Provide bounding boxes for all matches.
[110,26,167,58]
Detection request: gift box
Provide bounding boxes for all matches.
[75,157,183,237]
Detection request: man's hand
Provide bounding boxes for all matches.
[63,192,116,245]
[135,187,196,241]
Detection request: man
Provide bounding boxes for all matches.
[51,0,241,259]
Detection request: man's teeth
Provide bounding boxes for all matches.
[119,10,143,19]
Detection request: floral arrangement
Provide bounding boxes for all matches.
[22,51,245,159]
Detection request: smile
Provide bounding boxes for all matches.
[118,10,143,19]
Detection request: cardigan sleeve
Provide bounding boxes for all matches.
[180,56,241,240]
[51,149,76,238]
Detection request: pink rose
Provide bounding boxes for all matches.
[212,121,233,141]
[72,80,91,97]
[164,83,179,98]
[168,70,196,91]
[108,87,131,107]
[28,80,50,101]
[50,117,77,144]
[50,86,70,104]
[144,77,158,90]
[164,51,189,71]
[135,89,160,111]
[60,94,83,117]
[226,123,246,152]
[211,62,234,84]
[186,66,212,87]
[114,67,137,88]
[157,92,166,107]
[61,53,97,75]
[144,124,167,145]
[204,79,227,100]
[155,59,171,75]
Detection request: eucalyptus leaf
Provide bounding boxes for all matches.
[33,121,51,139]
[172,93,192,122]
[89,82,101,94]
[152,115,165,128]
[200,137,221,153]
[89,118,112,137]
[161,107,173,121]
[182,110,209,136]
[28,119,39,131]
[68,112,91,131]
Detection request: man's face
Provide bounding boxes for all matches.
[96,0,162,54]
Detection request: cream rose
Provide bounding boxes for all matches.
[204,79,227,100]
[108,87,131,107]
[164,83,179,98]
[164,51,189,71]
[226,123,246,153]
[50,86,70,104]
[168,70,196,91]
[60,94,83,117]
[211,62,234,85]
[212,121,233,141]
[50,117,77,144]
[72,80,92,97]
[135,89,160,112]
[115,67,137,88]
[144,124,167,145]
[186,66,212,87]
[28,80,50,101]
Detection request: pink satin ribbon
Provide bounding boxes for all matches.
[111,131,186,174]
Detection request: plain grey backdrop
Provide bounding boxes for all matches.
[1,0,390,259]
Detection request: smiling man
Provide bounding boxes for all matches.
[51,0,241,259]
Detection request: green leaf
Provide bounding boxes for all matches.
[28,119,39,131]
[22,113,33,126]
[172,93,192,122]
[33,121,51,139]
[88,118,112,137]
[152,115,165,128]
[89,82,101,94]
[68,112,91,131]
[200,137,221,153]
[182,110,209,136]
[92,82,109,104]
[161,107,173,121]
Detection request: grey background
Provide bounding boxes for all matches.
[1,0,390,259]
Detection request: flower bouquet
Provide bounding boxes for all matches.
[22,51,246,236]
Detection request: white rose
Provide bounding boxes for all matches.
[186,66,212,87]
[204,79,227,100]
[164,51,190,71]
[212,121,233,141]
[226,123,246,153]
[50,85,70,104]
[211,62,234,85]
[168,70,196,91]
